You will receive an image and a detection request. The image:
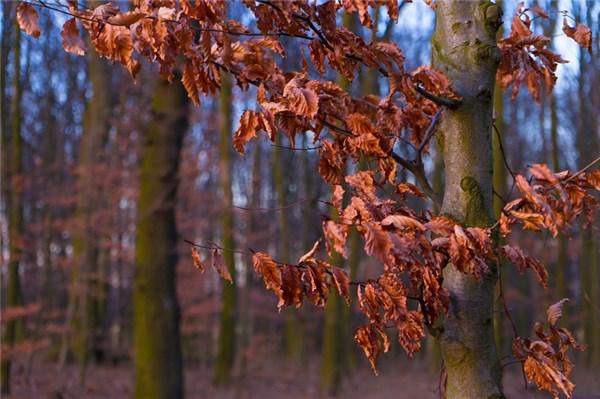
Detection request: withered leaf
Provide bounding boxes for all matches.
[546,298,569,326]
[562,18,592,54]
[279,265,303,311]
[298,240,320,264]
[17,3,41,38]
[354,324,388,375]
[500,245,548,287]
[212,249,232,283]
[381,214,425,231]
[364,222,392,264]
[330,266,350,304]
[61,19,86,56]
[191,247,205,273]
[252,252,283,298]
[233,110,262,155]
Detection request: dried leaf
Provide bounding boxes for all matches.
[191,247,205,273]
[364,222,392,264]
[252,252,282,297]
[331,266,350,304]
[547,298,569,326]
[61,19,86,56]
[17,3,41,38]
[381,214,425,231]
[233,110,262,155]
[298,240,320,264]
[212,249,232,283]
[563,18,592,54]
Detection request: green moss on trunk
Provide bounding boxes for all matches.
[213,71,238,385]
[133,76,187,399]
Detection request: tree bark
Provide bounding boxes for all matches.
[213,71,237,384]
[1,17,24,395]
[133,77,187,399]
[432,1,504,397]
[68,43,111,374]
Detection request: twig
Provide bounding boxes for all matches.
[230,197,330,212]
[416,109,443,154]
[564,154,600,183]
[492,123,518,179]
[415,84,462,110]
[497,259,528,390]
[270,143,322,151]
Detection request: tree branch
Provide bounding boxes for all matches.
[415,84,462,110]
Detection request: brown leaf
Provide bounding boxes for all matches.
[364,222,392,264]
[61,19,86,56]
[500,245,548,287]
[547,298,569,326]
[346,113,376,136]
[395,182,425,199]
[107,11,146,27]
[17,3,41,38]
[233,110,262,155]
[563,18,592,54]
[182,62,200,106]
[212,249,233,283]
[252,252,282,298]
[298,240,320,264]
[283,78,319,118]
[396,310,425,356]
[425,216,456,235]
[381,214,425,231]
[191,247,205,273]
[354,324,385,375]
[279,265,303,311]
[331,185,344,213]
[586,170,600,191]
[323,220,348,258]
[331,266,350,304]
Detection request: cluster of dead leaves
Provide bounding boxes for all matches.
[499,164,600,238]
[497,5,567,102]
[513,299,583,399]
[191,247,233,283]
[496,5,592,102]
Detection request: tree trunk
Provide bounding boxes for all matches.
[575,38,600,367]
[68,44,111,375]
[213,71,237,384]
[432,1,503,397]
[1,18,23,395]
[133,77,187,399]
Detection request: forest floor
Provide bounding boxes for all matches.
[6,355,600,399]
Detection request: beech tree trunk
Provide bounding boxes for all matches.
[214,71,237,384]
[133,76,187,399]
[432,1,504,397]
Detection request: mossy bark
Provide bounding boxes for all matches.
[133,77,187,399]
[213,71,237,384]
[432,1,504,397]
[575,41,600,367]
[1,21,23,395]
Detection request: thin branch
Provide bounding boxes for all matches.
[497,259,528,390]
[415,84,462,110]
[270,143,322,151]
[492,123,518,179]
[416,109,443,154]
[565,154,600,183]
[230,197,329,212]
